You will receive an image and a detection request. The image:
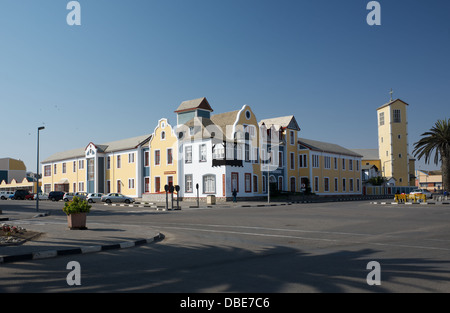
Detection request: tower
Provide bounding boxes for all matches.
[377,97,410,186]
[174,97,213,125]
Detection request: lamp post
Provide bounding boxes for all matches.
[36,126,45,212]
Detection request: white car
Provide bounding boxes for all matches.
[101,193,134,204]
[86,193,104,203]
[33,193,49,200]
[63,192,87,202]
[410,189,432,199]
[0,191,14,200]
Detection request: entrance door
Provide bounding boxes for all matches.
[290,177,296,193]
[231,173,239,192]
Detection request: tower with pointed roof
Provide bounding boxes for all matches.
[174,97,214,125]
[377,97,410,186]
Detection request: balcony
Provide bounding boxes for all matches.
[212,159,243,167]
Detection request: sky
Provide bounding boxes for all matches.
[1,0,449,173]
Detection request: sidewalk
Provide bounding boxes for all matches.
[0,209,162,264]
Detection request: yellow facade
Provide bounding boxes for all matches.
[149,118,178,193]
[234,106,263,194]
[105,151,138,195]
[0,178,39,192]
[362,159,381,170]
[310,155,361,194]
[286,128,299,192]
[41,158,86,193]
[377,99,410,186]
[298,139,362,195]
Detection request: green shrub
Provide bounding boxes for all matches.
[63,196,91,215]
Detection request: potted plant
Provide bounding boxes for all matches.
[63,196,91,230]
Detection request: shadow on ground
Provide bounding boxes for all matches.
[1,240,450,293]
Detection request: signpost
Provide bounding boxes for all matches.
[196,183,199,208]
[169,185,174,210]
[164,184,169,211]
[175,185,180,210]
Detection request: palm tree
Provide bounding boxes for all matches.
[413,118,450,194]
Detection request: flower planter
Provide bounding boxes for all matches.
[67,213,87,230]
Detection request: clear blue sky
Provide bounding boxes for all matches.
[1,0,449,173]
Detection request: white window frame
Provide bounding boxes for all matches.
[199,144,207,162]
[185,174,193,193]
[203,174,216,194]
[324,156,331,169]
[314,176,319,192]
[324,177,329,192]
[312,155,319,168]
[185,146,192,163]
[128,153,135,163]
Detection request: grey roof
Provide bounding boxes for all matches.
[349,149,379,160]
[42,134,152,163]
[298,138,363,157]
[210,110,240,139]
[41,147,86,164]
[179,117,226,141]
[259,115,300,131]
[362,164,378,170]
[419,170,442,176]
[175,97,213,113]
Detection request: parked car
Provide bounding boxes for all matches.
[410,189,432,199]
[86,193,104,203]
[33,193,49,200]
[63,192,87,202]
[48,191,65,201]
[101,193,134,204]
[0,191,14,200]
[12,190,30,200]
[25,193,35,200]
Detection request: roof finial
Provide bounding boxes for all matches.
[390,88,393,101]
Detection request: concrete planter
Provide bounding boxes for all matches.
[67,213,87,230]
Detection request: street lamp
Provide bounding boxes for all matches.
[36,126,45,212]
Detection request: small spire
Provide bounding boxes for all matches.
[389,88,394,101]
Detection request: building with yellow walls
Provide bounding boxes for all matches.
[41,134,151,197]
[259,116,301,193]
[37,95,419,201]
[0,157,27,185]
[0,157,40,193]
[148,118,178,193]
[298,138,363,195]
[348,97,416,188]
[377,98,412,186]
